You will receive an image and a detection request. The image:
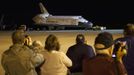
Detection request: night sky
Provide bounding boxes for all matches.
[0,0,134,29]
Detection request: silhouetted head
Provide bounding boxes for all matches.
[123,23,134,36]
[12,30,25,44]
[94,32,114,50]
[45,34,60,51]
[76,34,85,44]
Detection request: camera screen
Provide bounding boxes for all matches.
[112,54,116,58]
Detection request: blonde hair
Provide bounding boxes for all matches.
[32,40,43,47]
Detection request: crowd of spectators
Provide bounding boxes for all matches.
[2,23,134,75]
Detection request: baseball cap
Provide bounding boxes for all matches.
[94,32,114,50]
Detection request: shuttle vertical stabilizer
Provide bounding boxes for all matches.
[39,2,49,15]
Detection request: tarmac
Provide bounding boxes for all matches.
[0,30,123,75]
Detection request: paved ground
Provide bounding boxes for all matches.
[0,30,123,75]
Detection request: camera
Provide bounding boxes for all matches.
[112,41,127,58]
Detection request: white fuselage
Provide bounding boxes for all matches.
[32,2,91,26]
[33,14,89,25]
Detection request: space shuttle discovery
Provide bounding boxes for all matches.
[32,2,93,27]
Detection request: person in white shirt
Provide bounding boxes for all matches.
[40,34,72,75]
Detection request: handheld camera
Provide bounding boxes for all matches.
[112,41,127,58]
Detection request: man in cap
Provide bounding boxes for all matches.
[83,32,127,75]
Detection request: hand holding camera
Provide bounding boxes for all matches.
[113,41,127,62]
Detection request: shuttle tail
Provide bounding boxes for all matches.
[39,2,49,14]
